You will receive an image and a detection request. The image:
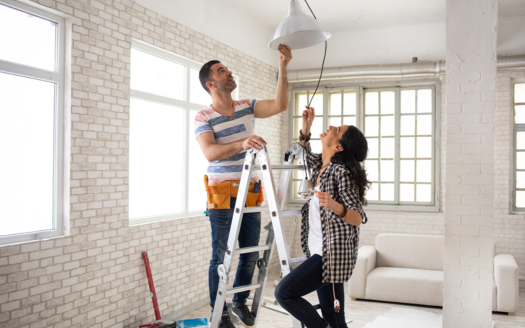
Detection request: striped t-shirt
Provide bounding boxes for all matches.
[194,99,259,184]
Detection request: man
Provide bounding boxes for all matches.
[195,44,292,328]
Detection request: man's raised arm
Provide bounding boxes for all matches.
[196,132,267,162]
[254,44,292,119]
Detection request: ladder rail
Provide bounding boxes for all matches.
[258,147,293,278]
[210,149,257,328]
[210,143,306,328]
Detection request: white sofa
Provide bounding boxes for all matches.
[349,234,519,314]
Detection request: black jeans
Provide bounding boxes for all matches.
[274,254,347,328]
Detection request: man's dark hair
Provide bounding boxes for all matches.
[199,60,221,94]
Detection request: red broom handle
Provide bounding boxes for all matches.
[142,252,161,320]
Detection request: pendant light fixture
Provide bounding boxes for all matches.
[269,0,329,199]
[268,0,331,50]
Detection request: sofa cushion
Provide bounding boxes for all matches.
[375,234,444,271]
[366,267,443,307]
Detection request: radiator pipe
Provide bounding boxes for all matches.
[284,55,525,82]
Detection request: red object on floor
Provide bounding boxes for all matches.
[142,252,161,321]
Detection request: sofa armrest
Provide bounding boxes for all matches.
[349,245,377,299]
[494,254,519,313]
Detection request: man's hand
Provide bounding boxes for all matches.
[278,44,292,70]
[241,135,267,150]
[302,106,315,135]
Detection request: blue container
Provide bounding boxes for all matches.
[175,318,208,328]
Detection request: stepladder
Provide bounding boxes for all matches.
[209,143,310,328]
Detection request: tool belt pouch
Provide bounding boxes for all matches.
[246,185,260,208]
[207,183,231,210]
[207,182,261,209]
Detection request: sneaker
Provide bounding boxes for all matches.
[210,310,236,328]
[232,303,255,328]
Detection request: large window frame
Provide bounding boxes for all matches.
[512,79,525,212]
[0,0,70,245]
[287,80,441,212]
[129,40,239,225]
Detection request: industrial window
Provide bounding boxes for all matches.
[129,41,239,224]
[0,0,69,245]
[513,82,525,211]
[289,84,439,211]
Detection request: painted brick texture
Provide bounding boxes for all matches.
[0,0,280,327]
[443,0,497,326]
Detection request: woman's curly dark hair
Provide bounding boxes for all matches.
[331,125,371,205]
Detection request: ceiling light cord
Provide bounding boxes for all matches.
[300,0,328,181]
[303,0,327,109]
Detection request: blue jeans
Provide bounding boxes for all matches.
[209,197,261,312]
[275,254,347,328]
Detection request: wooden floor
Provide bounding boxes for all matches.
[180,271,525,327]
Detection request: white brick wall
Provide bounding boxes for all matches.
[0,0,280,327]
[443,0,497,326]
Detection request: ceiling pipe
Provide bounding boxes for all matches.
[284,55,525,82]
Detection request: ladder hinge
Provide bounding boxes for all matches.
[218,264,229,284]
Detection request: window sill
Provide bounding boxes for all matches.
[364,204,440,212]
[129,211,206,226]
[285,200,440,213]
[0,229,68,247]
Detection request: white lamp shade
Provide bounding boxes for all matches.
[268,0,330,50]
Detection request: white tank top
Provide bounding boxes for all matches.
[308,185,323,257]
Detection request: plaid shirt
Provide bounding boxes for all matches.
[300,142,368,283]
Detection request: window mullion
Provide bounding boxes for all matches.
[357,86,362,130]
[182,107,189,214]
[323,87,328,131]
[394,87,401,205]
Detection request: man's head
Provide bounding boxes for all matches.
[199,60,237,95]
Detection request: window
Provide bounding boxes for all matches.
[513,82,525,211]
[0,0,68,245]
[129,40,239,224]
[289,83,439,211]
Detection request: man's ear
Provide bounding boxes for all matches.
[206,80,214,91]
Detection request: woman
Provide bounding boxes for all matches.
[275,106,370,328]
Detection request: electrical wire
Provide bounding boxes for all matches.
[300,0,328,184]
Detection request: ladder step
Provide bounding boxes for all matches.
[252,165,305,171]
[290,257,307,264]
[236,245,271,254]
[242,208,301,216]
[281,210,301,216]
[227,283,262,295]
[243,206,269,213]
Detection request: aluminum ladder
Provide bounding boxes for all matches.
[209,143,309,328]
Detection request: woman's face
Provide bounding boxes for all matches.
[320,125,349,149]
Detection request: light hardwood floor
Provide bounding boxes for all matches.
[179,271,525,327]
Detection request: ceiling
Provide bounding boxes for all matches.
[223,0,446,33]
[225,0,524,32]
[134,0,525,70]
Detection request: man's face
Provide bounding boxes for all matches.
[208,63,237,93]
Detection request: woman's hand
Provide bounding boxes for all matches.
[314,190,344,216]
[302,106,315,135]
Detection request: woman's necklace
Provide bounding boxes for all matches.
[316,163,330,186]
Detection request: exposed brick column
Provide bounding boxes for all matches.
[444,0,498,327]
